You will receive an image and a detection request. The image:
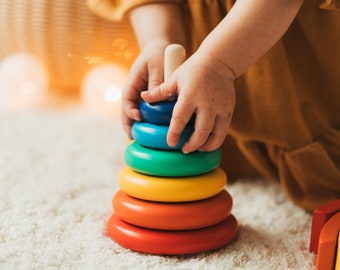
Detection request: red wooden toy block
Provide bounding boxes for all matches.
[315,212,340,270]
[309,199,340,254]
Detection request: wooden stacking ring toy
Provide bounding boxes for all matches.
[140,100,195,126]
[132,121,194,150]
[124,142,221,177]
[118,166,227,202]
[113,189,233,230]
[106,45,238,255]
[107,213,238,255]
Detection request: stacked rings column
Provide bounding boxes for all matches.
[106,45,238,255]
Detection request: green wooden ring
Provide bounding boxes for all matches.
[124,142,221,177]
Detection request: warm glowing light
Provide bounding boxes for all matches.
[0,53,48,110]
[104,86,122,103]
[81,63,128,117]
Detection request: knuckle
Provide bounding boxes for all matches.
[195,126,211,135]
[148,80,162,90]
[172,114,189,126]
[159,84,166,96]
[160,84,175,97]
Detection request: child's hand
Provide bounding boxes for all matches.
[121,41,170,138]
[142,52,236,153]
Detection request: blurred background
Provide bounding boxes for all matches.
[0,0,139,117]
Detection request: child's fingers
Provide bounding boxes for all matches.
[181,109,215,153]
[121,98,142,134]
[199,114,231,152]
[167,99,195,148]
[121,114,133,139]
[141,81,177,103]
[121,82,143,137]
[121,82,143,121]
[146,65,164,94]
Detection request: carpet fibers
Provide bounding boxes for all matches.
[0,106,316,270]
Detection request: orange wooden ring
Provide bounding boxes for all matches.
[113,190,233,230]
[107,214,238,255]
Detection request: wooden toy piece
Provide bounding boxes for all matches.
[107,213,238,255]
[118,166,227,202]
[309,199,340,253]
[336,232,340,270]
[315,212,340,270]
[164,44,186,81]
[113,189,233,230]
[124,141,221,177]
[132,121,194,150]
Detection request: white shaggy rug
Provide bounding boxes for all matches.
[0,104,316,270]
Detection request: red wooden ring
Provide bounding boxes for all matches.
[107,214,238,255]
[113,190,233,230]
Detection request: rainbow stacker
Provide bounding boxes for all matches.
[106,44,238,255]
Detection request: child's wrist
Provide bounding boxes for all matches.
[196,48,237,81]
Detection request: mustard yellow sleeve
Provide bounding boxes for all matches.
[319,0,340,10]
[86,0,185,21]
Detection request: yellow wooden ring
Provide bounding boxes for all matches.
[118,166,227,202]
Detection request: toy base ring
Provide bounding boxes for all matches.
[113,189,233,230]
[107,213,238,255]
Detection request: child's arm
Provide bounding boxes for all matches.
[129,3,187,50]
[198,0,304,77]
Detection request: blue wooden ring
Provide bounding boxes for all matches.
[132,122,193,150]
[124,141,221,177]
[140,100,175,125]
[140,100,195,125]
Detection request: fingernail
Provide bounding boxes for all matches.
[182,148,191,154]
[132,113,142,121]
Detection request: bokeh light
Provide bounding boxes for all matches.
[81,63,129,117]
[0,53,48,110]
